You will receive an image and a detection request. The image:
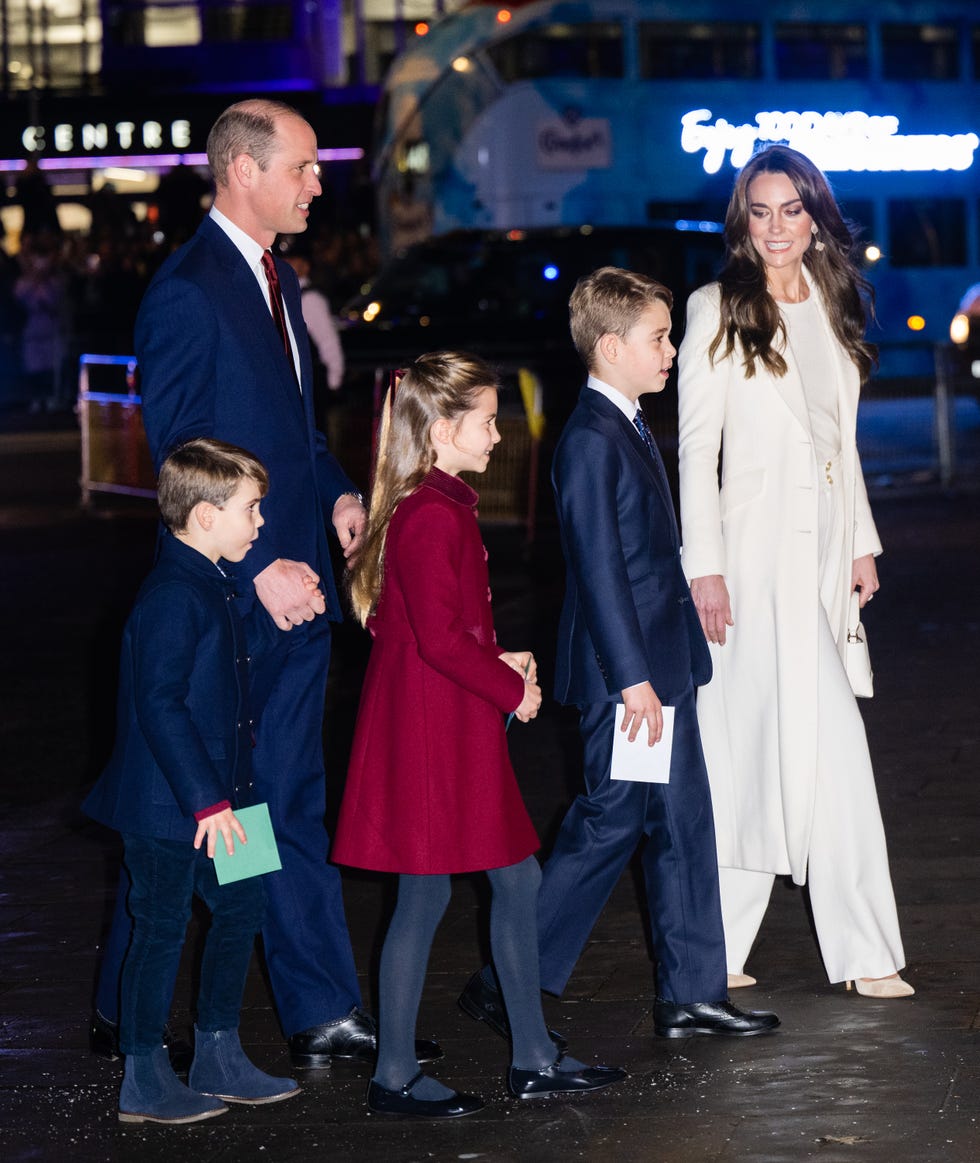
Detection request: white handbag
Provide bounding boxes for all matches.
[845,591,874,699]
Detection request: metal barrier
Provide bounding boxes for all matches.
[858,341,980,489]
[78,354,155,506]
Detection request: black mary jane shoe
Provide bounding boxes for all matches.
[289,1007,442,1068]
[366,1071,485,1119]
[457,972,567,1051]
[507,1052,627,1099]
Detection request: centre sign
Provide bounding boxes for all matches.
[21,119,194,155]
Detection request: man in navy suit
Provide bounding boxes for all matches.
[92,99,439,1069]
[461,267,779,1038]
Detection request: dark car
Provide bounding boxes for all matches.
[335,224,725,515]
[339,224,725,376]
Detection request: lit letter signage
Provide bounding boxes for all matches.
[82,124,109,151]
[19,118,196,156]
[142,121,163,149]
[681,108,979,174]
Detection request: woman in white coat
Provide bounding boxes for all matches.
[677,146,911,998]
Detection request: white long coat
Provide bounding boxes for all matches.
[677,282,881,885]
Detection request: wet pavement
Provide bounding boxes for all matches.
[1,428,978,1162]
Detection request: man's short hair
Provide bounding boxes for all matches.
[157,437,269,533]
[207,99,307,188]
[569,266,674,369]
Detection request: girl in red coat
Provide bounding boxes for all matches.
[333,352,625,1118]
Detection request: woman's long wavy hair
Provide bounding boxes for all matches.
[348,351,499,627]
[710,145,877,384]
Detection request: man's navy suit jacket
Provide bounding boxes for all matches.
[552,388,711,707]
[135,214,357,620]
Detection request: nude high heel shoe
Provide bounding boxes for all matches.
[727,973,757,990]
[845,974,915,998]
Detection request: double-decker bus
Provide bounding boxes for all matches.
[374,0,980,377]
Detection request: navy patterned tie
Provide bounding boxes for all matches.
[632,408,658,459]
[632,406,671,494]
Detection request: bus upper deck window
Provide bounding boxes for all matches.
[882,24,959,81]
[775,23,868,81]
[486,23,624,82]
[638,22,760,81]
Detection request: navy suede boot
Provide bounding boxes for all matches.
[119,1045,228,1124]
[189,1027,300,1104]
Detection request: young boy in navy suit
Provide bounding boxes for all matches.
[83,438,299,1123]
[461,268,779,1039]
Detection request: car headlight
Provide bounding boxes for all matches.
[949,312,970,347]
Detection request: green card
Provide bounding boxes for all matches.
[212,802,282,885]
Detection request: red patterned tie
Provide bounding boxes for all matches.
[261,251,297,381]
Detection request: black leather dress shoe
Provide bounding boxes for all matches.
[289,1007,442,1069]
[366,1072,484,1119]
[457,972,567,1051]
[508,1052,627,1098]
[89,1010,194,1073]
[653,999,780,1038]
[90,1009,122,1061]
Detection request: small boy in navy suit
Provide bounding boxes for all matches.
[83,437,299,1123]
[460,268,779,1040]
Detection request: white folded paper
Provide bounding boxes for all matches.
[610,704,674,784]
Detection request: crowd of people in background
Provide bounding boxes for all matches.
[0,163,380,421]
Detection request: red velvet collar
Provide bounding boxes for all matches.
[421,466,479,509]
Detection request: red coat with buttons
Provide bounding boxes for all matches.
[332,468,539,874]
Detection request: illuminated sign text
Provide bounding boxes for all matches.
[681,109,979,174]
[22,120,193,155]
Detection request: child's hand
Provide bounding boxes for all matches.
[620,680,663,746]
[302,573,325,607]
[499,650,537,684]
[194,808,247,859]
[513,678,542,723]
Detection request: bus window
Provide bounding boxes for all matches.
[485,22,624,81]
[837,198,877,253]
[775,22,868,80]
[637,22,760,80]
[882,24,960,80]
[201,4,293,43]
[888,199,967,267]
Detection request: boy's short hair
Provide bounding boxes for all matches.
[569,266,674,369]
[157,438,269,533]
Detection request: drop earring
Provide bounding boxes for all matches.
[811,223,825,252]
